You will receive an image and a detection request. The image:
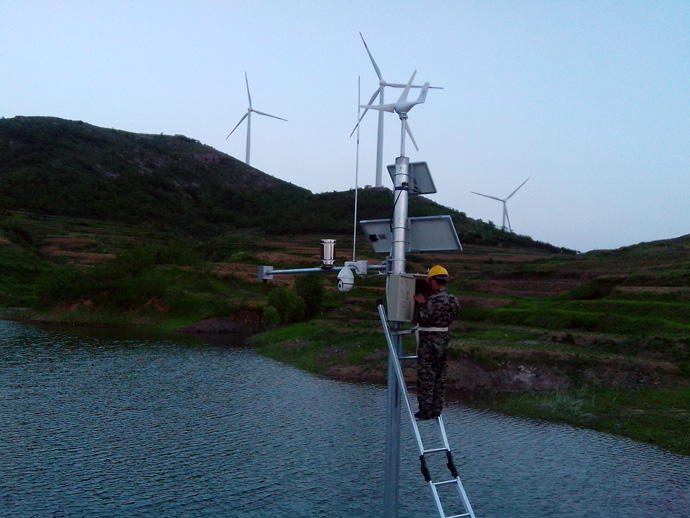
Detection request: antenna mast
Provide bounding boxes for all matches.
[353,77,361,261]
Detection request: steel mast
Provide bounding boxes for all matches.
[359,71,429,517]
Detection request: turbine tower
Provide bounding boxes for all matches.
[351,33,441,187]
[226,72,287,165]
[472,178,530,232]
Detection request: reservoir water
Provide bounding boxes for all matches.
[1,320,688,517]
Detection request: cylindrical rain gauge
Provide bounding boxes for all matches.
[320,239,336,269]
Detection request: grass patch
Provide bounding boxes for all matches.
[246,322,326,347]
[492,387,690,455]
[462,327,541,343]
[0,246,51,306]
[248,321,385,374]
[475,297,690,336]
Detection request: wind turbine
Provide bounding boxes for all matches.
[226,72,287,165]
[360,70,429,157]
[472,178,530,232]
[351,32,442,187]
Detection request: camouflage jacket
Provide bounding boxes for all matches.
[416,288,461,328]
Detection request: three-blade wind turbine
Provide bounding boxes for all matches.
[351,32,442,187]
[226,72,287,166]
[472,178,530,232]
[360,70,429,158]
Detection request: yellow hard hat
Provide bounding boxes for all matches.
[427,265,449,281]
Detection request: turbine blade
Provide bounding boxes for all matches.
[506,177,530,200]
[226,112,249,139]
[252,109,287,121]
[359,32,383,81]
[471,192,503,202]
[245,72,252,109]
[398,70,417,103]
[387,82,443,90]
[404,120,419,151]
[360,103,396,112]
[350,109,369,137]
[415,82,429,105]
[350,87,382,137]
[365,87,382,107]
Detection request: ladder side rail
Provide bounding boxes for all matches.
[428,483,448,518]
[378,303,425,454]
[453,482,475,518]
[437,415,453,450]
[436,420,477,518]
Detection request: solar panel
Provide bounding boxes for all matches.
[386,161,437,195]
[360,215,462,254]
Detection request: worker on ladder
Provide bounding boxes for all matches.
[413,265,461,420]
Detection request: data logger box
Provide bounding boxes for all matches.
[386,273,429,322]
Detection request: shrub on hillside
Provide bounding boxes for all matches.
[294,274,324,318]
[261,305,280,328]
[33,265,87,308]
[267,287,306,324]
[0,219,34,249]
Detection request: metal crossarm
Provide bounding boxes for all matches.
[378,304,476,518]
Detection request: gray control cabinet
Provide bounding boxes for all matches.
[386,273,428,322]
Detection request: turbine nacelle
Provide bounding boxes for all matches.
[359,70,430,152]
[361,71,428,114]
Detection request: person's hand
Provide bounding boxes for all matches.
[414,293,426,304]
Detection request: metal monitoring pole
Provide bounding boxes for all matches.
[258,65,457,512]
[383,153,410,517]
[361,73,429,518]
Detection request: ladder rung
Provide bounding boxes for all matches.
[446,513,473,518]
[424,447,449,454]
[433,479,460,488]
[399,355,418,360]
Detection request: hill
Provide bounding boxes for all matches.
[0,116,311,235]
[0,116,572,252]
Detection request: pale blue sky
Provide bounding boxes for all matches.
[2,1,688,252]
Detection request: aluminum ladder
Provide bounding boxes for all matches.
[378,304,476,518]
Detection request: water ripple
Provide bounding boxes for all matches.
[1,320,688,517]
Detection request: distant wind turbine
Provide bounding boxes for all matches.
[226,72,287,165]
[472,178,530,232]
[351,32,442,187]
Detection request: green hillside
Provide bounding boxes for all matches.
[0,116,311,235]
[0,116,572,252]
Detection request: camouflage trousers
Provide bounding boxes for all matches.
[416,332,449,417]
